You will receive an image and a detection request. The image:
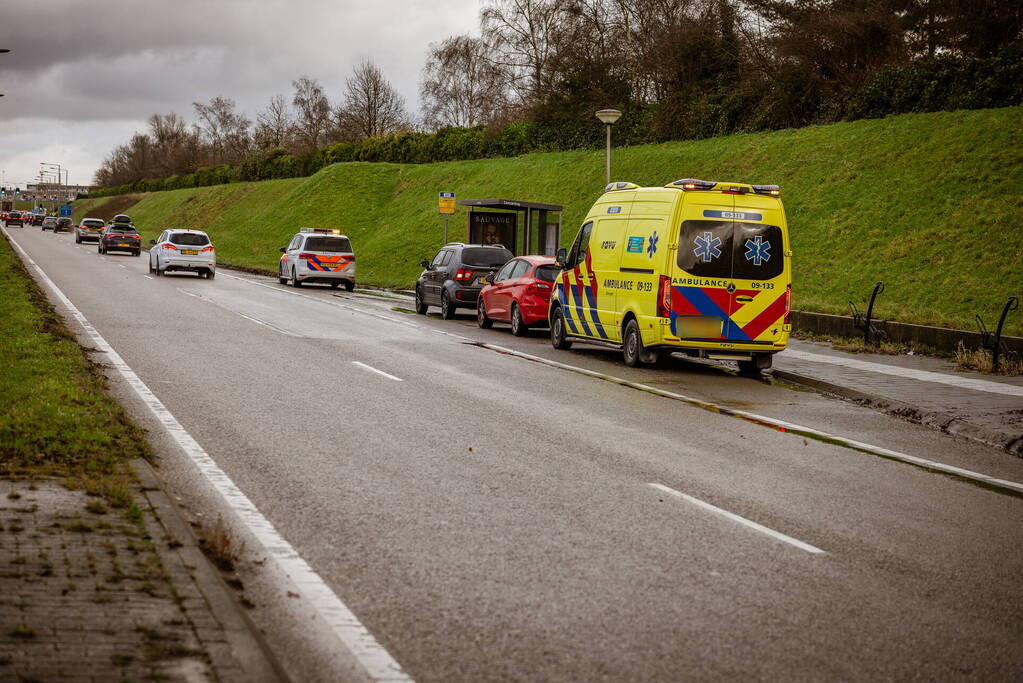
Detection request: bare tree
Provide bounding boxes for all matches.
[480,0,569,103]
[192,96,251,164]
[147,112,198,176]
[420,35,511,129]
[291,76,332,152]
[254,94,296,150]
[335,60,410,142]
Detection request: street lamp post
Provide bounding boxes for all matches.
[595,109,622,186]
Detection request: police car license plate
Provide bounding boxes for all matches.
[678,316,724,339]
[182,249,198,255]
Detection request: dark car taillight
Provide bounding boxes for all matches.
[455,267,473,282]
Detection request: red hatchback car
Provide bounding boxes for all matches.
[477,255,560,335]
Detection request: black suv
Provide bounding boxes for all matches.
[415,243,513,319]
[54,217,73,233]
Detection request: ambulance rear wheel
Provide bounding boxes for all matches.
[550,307,573,350]
[623,319,644,367]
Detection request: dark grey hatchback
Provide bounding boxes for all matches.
[415,243,513,320]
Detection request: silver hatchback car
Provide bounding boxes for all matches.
[149,229,216,278]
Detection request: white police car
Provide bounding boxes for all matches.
[278,228,356,290]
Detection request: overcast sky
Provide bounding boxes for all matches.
[0,0,480,189]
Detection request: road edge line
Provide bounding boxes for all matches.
[3,228,413,682]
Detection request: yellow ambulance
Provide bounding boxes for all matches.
[549,178,791,373]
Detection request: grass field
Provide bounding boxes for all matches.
[74,107,1023,335]
[0,233,150,481]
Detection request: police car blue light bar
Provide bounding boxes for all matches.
[300,227,341,234]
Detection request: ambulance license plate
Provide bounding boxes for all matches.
[678,316,723,339]
[182,249,198,255]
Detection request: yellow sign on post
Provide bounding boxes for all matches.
[438,191,456,215]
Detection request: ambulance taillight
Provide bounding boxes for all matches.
[657,276,672,318]
[784,285,792,324]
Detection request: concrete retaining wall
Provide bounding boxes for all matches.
[791,310,1023,356]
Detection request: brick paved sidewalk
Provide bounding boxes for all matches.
[773,339,1023,453]
[0,472,277,682]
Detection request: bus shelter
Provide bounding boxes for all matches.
[459,198,563,257]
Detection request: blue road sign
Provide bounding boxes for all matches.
[59,204,73,217]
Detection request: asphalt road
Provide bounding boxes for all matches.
[10,226,1023,681]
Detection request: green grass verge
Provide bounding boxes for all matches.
[0,233,151,477]
[75,107,1023,335]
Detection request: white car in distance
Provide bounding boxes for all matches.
[149,229,216,278]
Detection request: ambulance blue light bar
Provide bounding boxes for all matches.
[604,181,639,192]
[672,178,717,191]
[752,184,781,197]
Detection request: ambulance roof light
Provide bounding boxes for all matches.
[671,178,717,191]
[752,184,781,197]
[604,181,639,193]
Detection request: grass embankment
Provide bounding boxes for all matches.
[0,233,150,488]
[75,107,1023,335]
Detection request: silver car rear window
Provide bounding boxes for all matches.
[169,233,210,246]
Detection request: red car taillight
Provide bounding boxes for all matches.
[162,243,177,250]
[784,285,792,324]
[455,268,473,282]
[527,281,552,294]
[656,275,672,318]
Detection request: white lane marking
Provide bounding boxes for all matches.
[177,289,303,338]
[144,275,154,280]
[118,264,127,269]
[3,229,412,682]
[352,361,403,382]
[783,348,1023,398]
[219,271,423,330]
[472,341,1023,496]
[649,483,826,555]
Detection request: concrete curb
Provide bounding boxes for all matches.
[770,368,1023,458]
[134,459,286,682]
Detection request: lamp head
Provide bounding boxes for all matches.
[595,109,622,125]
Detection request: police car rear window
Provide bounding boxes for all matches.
[535,265,560,282]
[169,233,210,246]
[304,237,352,253]
[462,247,512,268]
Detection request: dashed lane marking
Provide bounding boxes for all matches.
[468,341,1023,498]
[3,229,413,682]
[352,361,403,382]
[177,289,304,338]
[649,483,826,554]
